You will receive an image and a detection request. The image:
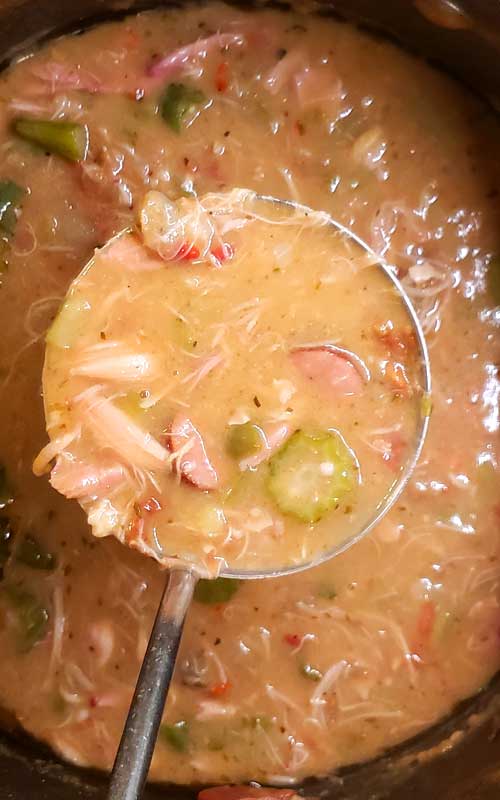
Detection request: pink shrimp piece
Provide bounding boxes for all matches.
[148,32,246,80]
[239,422,290,470]
[30,61,103,94]
[100,233,165,272]
[293,66,343,110]
[170,415,219,490]
[291,346,368,397]
[50,457,126,500]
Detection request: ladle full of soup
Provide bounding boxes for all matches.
[34,189,430,798]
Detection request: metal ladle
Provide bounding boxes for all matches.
[39,196,432,800]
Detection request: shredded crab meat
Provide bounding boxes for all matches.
[70,348,159,382]
[30,61,104,94]
[170,414,219,490]
[33,427,81,476]
[309,660,348,726]
[180,352,225,392]
[88,620,115,668]
[77,388,170,471]
[86,498,123,539]
[148,32,247,79]
[265,50,307,95]
[44,584,66,689]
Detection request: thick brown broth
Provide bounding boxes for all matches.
[0,2,499,786]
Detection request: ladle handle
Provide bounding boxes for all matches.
[107,567,197,800]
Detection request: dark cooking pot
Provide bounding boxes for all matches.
[0,0,499,797]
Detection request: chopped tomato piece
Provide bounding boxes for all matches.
[209,680,231,697]
[385,361,411,395]
[215,61,229,92]
[141,496,162,514]
[284,633,301,647]
[211,242,234,264]
[374,320,416,354]
[177,242,200,260]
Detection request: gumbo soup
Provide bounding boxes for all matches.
[0,1,498,787]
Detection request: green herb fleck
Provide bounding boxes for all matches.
[160,720,189,752]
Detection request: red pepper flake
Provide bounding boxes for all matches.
[211,242,234,265]
[141,496,162,514]
[215,62,229,93]
[209,681,231,697]
[177,242,200,261]
[284,633,302,647]
[293,120,305,136]
[89,695,98,708]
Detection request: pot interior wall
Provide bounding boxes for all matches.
[0,0,499,798]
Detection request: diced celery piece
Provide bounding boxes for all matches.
[13,118,89,162]
[160,720,189,752]
[226,422,264,459]
[194,577,239,605]
[161,84,206,133]
[46,292,91,349]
